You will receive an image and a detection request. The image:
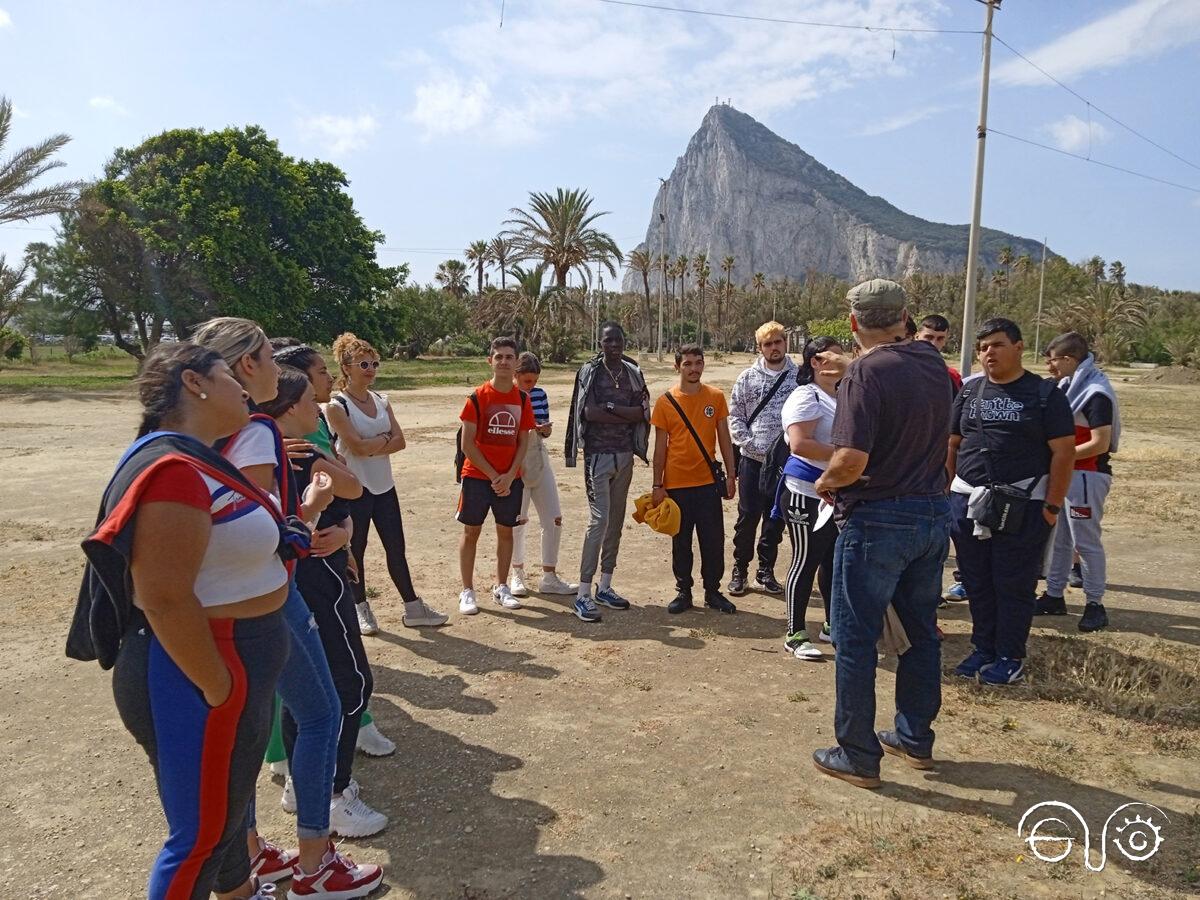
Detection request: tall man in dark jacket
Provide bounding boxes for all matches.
[811,279,954,789]
[564,322,650,623]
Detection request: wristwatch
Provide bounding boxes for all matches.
[605,401,616,414]
[1043,502,1061,514]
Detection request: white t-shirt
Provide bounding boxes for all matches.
[222,420,283,508]
[779,384,837,498]
[334,390,396,496]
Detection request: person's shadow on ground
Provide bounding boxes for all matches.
[352,698,606,898]
[372,627,560,680]
[886,759,1196,895]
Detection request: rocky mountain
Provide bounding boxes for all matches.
[623,104,1046,290]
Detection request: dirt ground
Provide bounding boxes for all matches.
[1,355,1197,900]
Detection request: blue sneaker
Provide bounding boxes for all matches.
[942,582,968,602]
[594,586,631,610]
[953,648,994,678]
[978,657,1025,685]
[574,595,602,623]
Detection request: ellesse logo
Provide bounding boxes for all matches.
[487,409,518,436]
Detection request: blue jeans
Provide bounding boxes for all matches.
[831,495,951,775]
[250,581,340,839]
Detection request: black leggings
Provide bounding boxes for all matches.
[783,490,837,635]
[348,486,418,605]
[285,551,373,794]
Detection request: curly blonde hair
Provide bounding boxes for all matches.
[331,332,380,389]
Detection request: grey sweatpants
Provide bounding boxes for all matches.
[1046,470,1111,603]
[579,452,634,584]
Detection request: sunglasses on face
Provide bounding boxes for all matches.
[357,360,381,370]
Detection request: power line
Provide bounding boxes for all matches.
[991,33,1200,174]
[591,0,982,34]
[987,127,1200,194]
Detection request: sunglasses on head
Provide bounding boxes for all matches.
[357,360,380,370]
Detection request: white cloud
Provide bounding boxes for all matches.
[405,0,950,142]
[995,0,1200,86]
[0,9,11,29]
[297,113,379,156]
[89,95,130,116]
[1045,114,1112,154]
[858,104,948,136]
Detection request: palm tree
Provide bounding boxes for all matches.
[0,96,80,225]
[477,264,586,361]
[1108,260,1127,295]
[1043,282,1146,354]
[465,240,490,296]
[488,235,516,290]
[997,246,1013,302]
[503,188,622,290]
[751,271,769,320]
[719,255,735,343]
[693,256,711,347]
[434,259,470,300]
[1085,255,1106,288]
[626,249,654,349]
[0,253,31,332]
[1014,253,1032,281]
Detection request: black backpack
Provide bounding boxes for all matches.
[758,431,790,499]
[455,389,528,483]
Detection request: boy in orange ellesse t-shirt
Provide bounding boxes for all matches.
[650,344,738,615]
[456,337,536,616]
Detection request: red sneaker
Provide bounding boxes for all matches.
[287,844,383,899]
[251,840,299,884]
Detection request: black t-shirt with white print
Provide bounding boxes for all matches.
[951,371,1075,487]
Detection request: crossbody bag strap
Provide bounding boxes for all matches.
[665,392,719,483]
[746,369,790,429]
[969,380,1000,488]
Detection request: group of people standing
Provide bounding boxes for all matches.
[70,274,1120,897]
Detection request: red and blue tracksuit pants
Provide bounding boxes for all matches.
[114,608,289,899]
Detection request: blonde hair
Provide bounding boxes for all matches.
[192,317,267,372]
[331,332,380,389]
[755,320,786,347]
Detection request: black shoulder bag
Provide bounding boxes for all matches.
[665,393,726,496]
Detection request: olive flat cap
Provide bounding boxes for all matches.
[846,278,907,311]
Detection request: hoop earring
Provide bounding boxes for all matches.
[199,392,208,400]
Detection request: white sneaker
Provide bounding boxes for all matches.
[791,640,824,661]
[356,601,379,636]
[269,759,289,778]
[508,567,530,597]
[539,572,580,595]
[492,583,523,610]
[329,779,388,838]
[280,775,297,814]
[402,598,448,628]
[459,589,479,615]
[356,720,396,757]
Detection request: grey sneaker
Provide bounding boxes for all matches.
[402,598,448,628]
[356,601,378,635]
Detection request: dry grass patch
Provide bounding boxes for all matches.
[1029,636,1200,725]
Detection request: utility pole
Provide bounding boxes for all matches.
[657,177,668,360]
[1034,236,1048,355]
[959,0,1000,376]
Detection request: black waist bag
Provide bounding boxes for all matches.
[980,484,1031,535]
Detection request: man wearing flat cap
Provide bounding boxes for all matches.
[810,278,955,789]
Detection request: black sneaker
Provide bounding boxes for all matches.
[1078,602,1108,633]
[667,592,694,614]
[1035,592,1068,616]
[704,591,737,614]
[1068,562,1084,589]
[727,567,748,597]
[755,571,784,595]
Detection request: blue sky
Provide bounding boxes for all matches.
[2,0,1198,290]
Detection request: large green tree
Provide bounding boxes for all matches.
[43,125,398,356]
